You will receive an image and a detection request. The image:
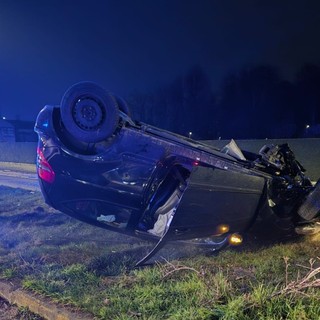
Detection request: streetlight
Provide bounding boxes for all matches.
[188,131,192,139]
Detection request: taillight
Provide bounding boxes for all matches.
[36,147,55,183]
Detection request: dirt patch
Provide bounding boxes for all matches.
[0,296,43,320]
[0,297,19,320]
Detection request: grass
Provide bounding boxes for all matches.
[0,186,320,319]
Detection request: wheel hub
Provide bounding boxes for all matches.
[73,98,105,130]
[82,105,97,121]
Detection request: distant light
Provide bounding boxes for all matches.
[188,131,192,138]
[306,124,310,129]
[2,116,6,120]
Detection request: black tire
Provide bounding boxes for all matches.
[298,180,320,220]
[61,82,119,143]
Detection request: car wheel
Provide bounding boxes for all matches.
[60,82,119,143]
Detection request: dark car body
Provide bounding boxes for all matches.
[35,82,320,264]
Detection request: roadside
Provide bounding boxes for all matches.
[0,162,41,319]
[0,296,43,320]
[0,281,90,320]
[0,161,36,174]
[0,162,38,191]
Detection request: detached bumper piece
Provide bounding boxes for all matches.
[298,180,320,220]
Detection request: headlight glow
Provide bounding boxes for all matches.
[228,233,243,246]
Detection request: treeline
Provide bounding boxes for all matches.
[127,64,320,139]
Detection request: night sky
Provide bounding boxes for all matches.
[0,0,320,121]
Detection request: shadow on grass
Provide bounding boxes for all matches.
[87,247,153,276]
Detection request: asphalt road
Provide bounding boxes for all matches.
[0,169,39,191]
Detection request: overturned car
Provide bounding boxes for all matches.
[35,82,320,265]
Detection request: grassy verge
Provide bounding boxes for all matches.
[0,186,319,319]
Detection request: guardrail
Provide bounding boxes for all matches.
[0,142,37,164]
